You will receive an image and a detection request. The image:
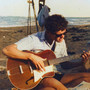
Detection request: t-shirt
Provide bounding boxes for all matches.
[15,31,68,58]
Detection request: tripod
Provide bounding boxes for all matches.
[27,0,39,35]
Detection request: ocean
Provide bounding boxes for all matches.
[0,16,90,27]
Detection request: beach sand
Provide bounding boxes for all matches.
[0,25,90,89]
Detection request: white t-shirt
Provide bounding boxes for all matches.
[15,31,68,58]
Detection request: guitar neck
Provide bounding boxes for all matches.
[48,53,82,65]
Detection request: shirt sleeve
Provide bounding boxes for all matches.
[63,40,68,56]
[15,35,34,51]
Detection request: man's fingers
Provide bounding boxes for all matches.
[84,52,88,58]
[35,62,45,71]
[39,58,46,71]
[39,61,46,71]
[40,64,46,71]
[82,51,90,63]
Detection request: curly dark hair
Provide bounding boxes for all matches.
[45,14,68,33]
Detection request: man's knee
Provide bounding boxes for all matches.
[41,77,54,84]
[40,78,67,90]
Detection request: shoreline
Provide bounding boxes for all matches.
[0,24,90,28]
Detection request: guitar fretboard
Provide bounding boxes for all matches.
[45,53,81,66]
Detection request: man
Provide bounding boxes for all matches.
[3,14,90,90]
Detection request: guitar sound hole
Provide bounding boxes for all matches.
[26,77,34,85]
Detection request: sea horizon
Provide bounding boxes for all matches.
[0,16,90,27]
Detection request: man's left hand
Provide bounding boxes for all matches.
[81,51,90,63]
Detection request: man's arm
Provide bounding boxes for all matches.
[2,44,46,71]
[3,44,31,60]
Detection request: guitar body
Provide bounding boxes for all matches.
[7,50,56,90]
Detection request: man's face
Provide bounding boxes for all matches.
[52,29,66,42]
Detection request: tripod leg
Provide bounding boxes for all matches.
[32,0,39,32]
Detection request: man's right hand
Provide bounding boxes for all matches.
[28,54,46,72]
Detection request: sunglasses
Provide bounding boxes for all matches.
[54,32,67,37]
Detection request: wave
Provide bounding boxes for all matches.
[0,16,90,27]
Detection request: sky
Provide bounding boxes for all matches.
[0,0,90,17]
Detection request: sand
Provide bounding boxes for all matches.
[0,25,90,89]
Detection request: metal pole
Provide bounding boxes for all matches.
[27,0,32,35]
[32,0,39,32]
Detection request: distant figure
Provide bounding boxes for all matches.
[38,0,45,13]
[37,5,50,27]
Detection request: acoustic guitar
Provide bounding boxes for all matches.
[6,50,89,90]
